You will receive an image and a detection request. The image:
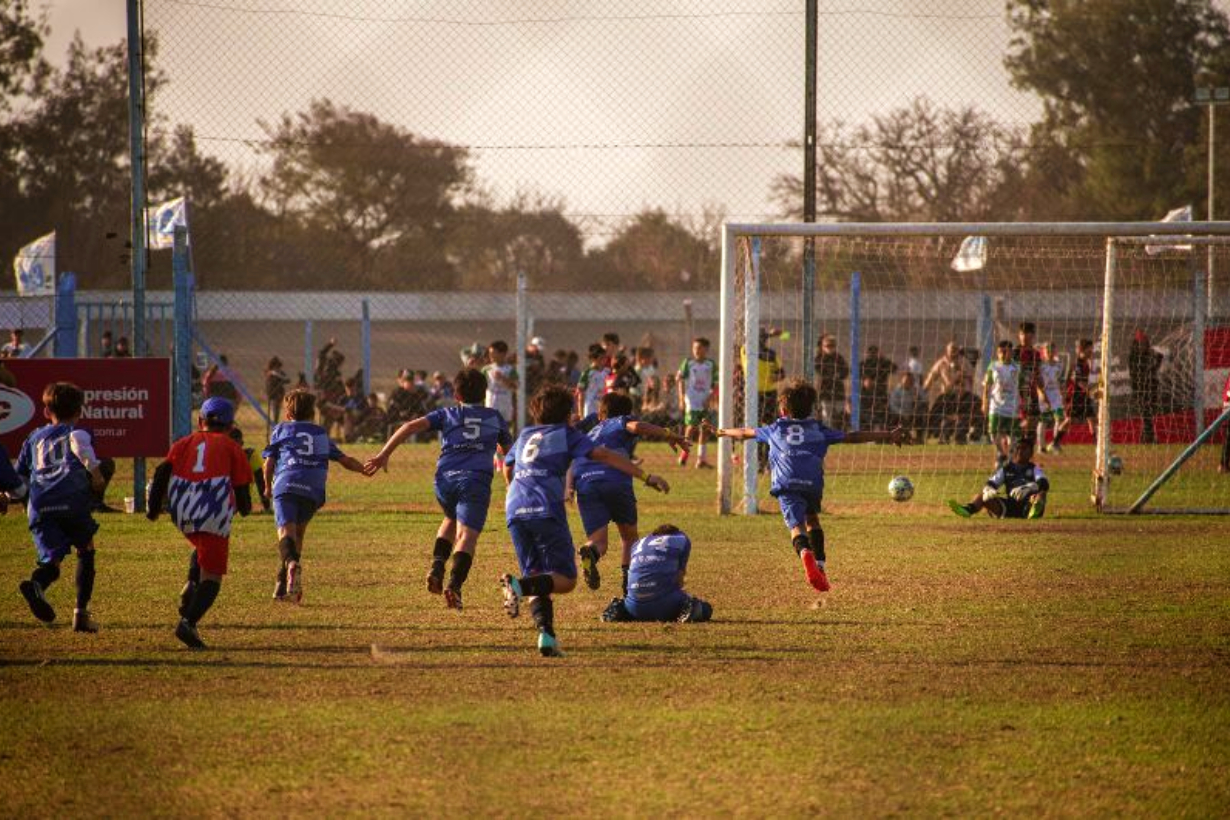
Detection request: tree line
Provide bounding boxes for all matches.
[2,0,1228,293]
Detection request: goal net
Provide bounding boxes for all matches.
[717,222,1230,516]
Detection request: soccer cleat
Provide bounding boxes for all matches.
[696,460,712,470]
[175,617,206,650]
[444,586,463,611]
[800,550,830,592]
[180,581,197,617]
[72,609,99,633]
[272,564,287,601]
[499,574,522,618]
[19,580,55,623]
[947,499,973,518]
[286,562,303,604]
[1028,495,1046,520]
[537,631,563,658]
[578,545,601,590]
[426,568,444,595]
[677,449,688,467]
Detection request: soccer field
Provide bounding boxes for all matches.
[1,442,1227,816]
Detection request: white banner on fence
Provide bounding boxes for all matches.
[1145,205,1192,255]
[12,231,55,296]
[147,196,189,250]
[950,236,987,272]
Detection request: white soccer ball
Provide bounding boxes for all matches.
[887,475,914,503]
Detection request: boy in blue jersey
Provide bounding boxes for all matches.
[948,435,1049,520]
[711,379,904,593]
[571,391,688,594]
[601,524,712,623]
[15,382,107,633]
[501,384,669,657]
[364,368,512,610]
[261,388,367,603]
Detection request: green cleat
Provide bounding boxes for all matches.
[1028,496,1046,520]
[947,499,973,518]
[537,631,564,658]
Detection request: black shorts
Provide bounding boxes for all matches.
[1066,392,1095,421]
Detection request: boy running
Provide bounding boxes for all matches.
[678,336,717,469]
[576,343,609,419]
[261,388,367,604]
[948,436,1049,520]
[15,382,106,633]
[600,524,712,623]
[710,379,904,593]
[500,384,669,657]
[363,368,511,610]
[984,341,1021,466]
[147,398,253,649]
[572,391,688,594]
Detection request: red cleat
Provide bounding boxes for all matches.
[800,550,830,592]
[677,449,688,467]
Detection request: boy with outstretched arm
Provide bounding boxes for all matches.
[571,391,688,594]
[363,368,511,610]
[709,378,904,594]
[501,384,669,657]
[262,388,367,604]
[15,382,106,633]
[147,398,252,650]
[947,435,1049,520]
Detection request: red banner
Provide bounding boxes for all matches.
[0,358,171,458]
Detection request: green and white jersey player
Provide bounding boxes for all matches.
[677,337,717,469]
[1037,342,1065,452]
[983,341,1021,465]
[482,340,518,428]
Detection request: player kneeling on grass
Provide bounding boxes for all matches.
[710,379,905,594]
[947,435,1049,520]
[363,368,511,610]
[14,382,106,633]
[572,391,689,594]
[501,384,669,657]
[262,389,367,604]
[601,524,712,623]
[147,398,253,650]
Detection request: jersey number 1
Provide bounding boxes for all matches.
[192,441,207,473]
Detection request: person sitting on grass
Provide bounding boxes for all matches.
[709,378,905,595]
[601,524,712,623]
[947,435,1049,520]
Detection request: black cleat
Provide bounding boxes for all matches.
[444,587,463,611]
[73,609,99,633]
[175,618,206,650]
[19,580,55,623]
[426,569,444,595]
[273,563,288,601]
[579,545,601,591]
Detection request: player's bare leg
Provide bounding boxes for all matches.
[695,422,711,469]
[429,518,456,595]
[444,523,478,610]
[279,522,306,604]
[679,425,694,466]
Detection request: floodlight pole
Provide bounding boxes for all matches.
[1196,86,1229,318]
[801,0,818,361]
[126,0,148,511]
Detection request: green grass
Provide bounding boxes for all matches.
[1,442,1228,816]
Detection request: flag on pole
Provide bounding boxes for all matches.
[1145,205,1192,255]
[951,236,987,272]
[146,196,189,250]
[12,231,56,296]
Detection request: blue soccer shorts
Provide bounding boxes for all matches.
[435,471,494,532]
[775,490,822,530]
[273,493,321,529]
[31,514,99,564]
[625,589,691,622]
[507,517,577,580]
[576,480,638,535]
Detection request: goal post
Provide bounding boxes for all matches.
[717,221,1230,516]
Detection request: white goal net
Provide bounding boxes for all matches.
[717,222,1230,516]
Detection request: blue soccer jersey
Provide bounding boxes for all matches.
[262,421,345,505]
[754,417,846,497]
[627,532,691,603]
[504,423,596,523]
[426,404,512,476]
[16,423,98,523]
[572,413,637,491]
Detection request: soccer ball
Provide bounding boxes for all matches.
[1108,455,1124,476]
[887,475,914,502]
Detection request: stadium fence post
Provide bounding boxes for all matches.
[126,0,148,511]
[848,271,861,432]
[172,226,193,440]
[303,320,313,387]
[54,273,77,357]
[717,226,736,514]
[1093,238,1117,510]
[1192,254,1207,436]
[515,269,527,433]
[742,238,761,514]
[361,298,372,396]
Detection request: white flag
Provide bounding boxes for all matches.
[146,196,189,250]
[1145,205,1192,255]
[12,231,55,296]
[951,236,987,272]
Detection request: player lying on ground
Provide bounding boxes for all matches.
[262,389,367,604]
[947,435,1049,520]
[709,379,905,594]
[363,368,511,610]
[601,524,712,623]
[570,391,689,594]
[147,398,253,650]
[14,382,106,633]
[501,384,669,657]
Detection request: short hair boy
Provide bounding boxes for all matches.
[948,436,1049,519]
[601,524,712,623]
